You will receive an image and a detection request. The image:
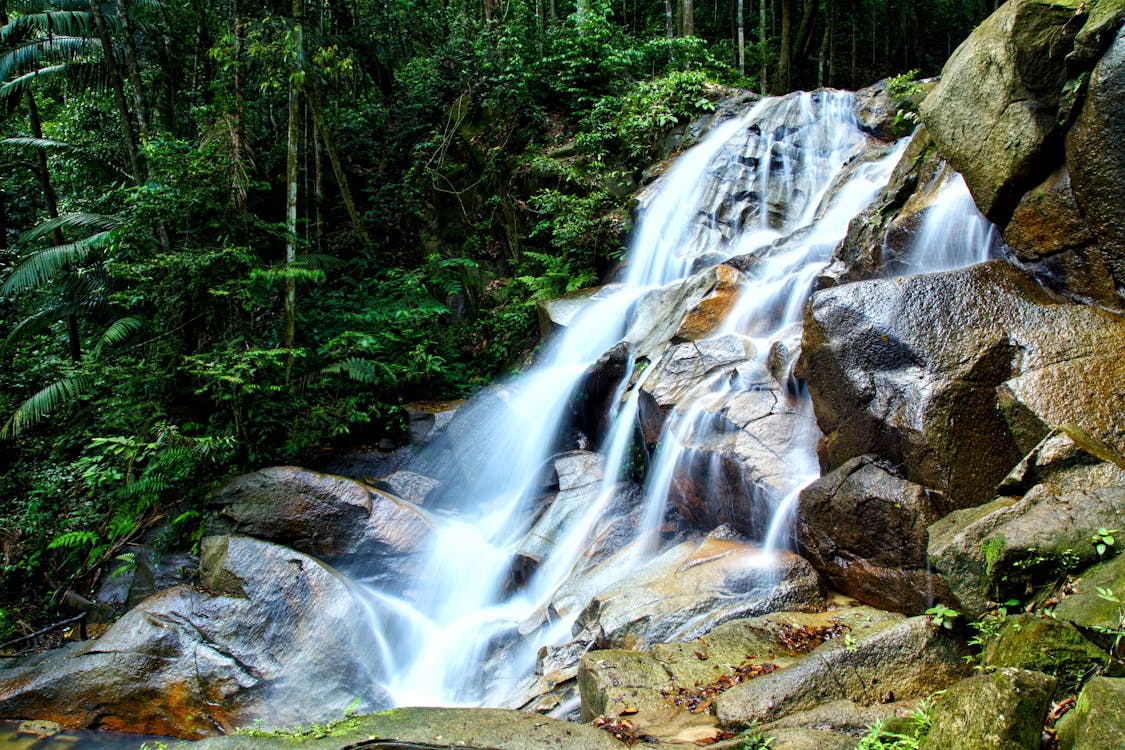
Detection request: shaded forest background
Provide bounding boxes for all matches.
[0,0,991,637]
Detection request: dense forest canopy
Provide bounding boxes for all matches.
[0,0,991,637]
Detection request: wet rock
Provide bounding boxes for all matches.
[208,466,430,568]
[797,455,952,614]
[190,707,629,750]
[673,264,744,341]
[803,260,1125,512]
[578,649,674,721]
[369,469,440,505]
[0,536,387,738]
[928,430,1125,615]
[1054,676,1125,750]
[766,728,858,750]
[852,78,901,140]
[565,535,824,651]
[714,616,968,727]
[763,698,919,739]
[1051,551,1125,635]
[920,0,1087,223]
[1066,26,1125,307]
[981,614,1113,697]
[919,668,1055,750]
[96,547,198,613]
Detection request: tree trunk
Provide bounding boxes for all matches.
[89,0,145,186]
[737,0,745,77]
[285,0,302,384]
[777,0,792,91]
[113,0,152,143]
[26,91,79,362]
[682,0,694,36]
[665,0,675,37]
[759,0,767,91]
[307,88,369,246]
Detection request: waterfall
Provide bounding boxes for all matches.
[356,91,998,709]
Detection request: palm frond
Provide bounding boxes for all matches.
[0,35,98,82]
[19,213,122,243]
[0,11,92,45]
[1,373,93,439]
[1,231,112,295]
[0,62,69,101]
[95,316,146,353]
[0,135,70,150]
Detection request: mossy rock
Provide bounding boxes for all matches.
[190,707,630,749]
[919,668,1056,750]
[1055,676,1125,750]
[1053,552,1125,635]
[981,614,1112,696]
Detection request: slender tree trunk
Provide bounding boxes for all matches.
[26,91,79,362]
[665,0,674,37]
[682,0,694,36]
[89,0,145,186]
[827,0,836,87]
[737,0,745,77]
[759,0,767,90]
[113,0,152,143]
[307,89,369,245]
[794,0,819,59]
[231,0,247,214]
[285,0,302,384]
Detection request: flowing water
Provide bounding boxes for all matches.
[358,90,999,709]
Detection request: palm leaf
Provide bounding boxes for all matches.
[1,231,112,295]
[95,316,146,353]
[19,213,121,243]
[0,135,70,150]
[0,36,98,82]
[0,11,92,45]
[0,62,69,100]
[1,373,93,439]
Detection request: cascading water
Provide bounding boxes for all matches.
[355,90,1001,711]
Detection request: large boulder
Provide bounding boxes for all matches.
[1054,677,1125,750]
[802,260,1125,511]
[928,430,1125,615]
[797,455,952,614]
[1066,26,1125,305]
[919,0,1087,223]
[713,616,968,727]
[552,533,824,651]
[1051,550,1125,635]
[981,614,1113,697]
[208,467,430,569]
[0,536,387,738]
[919,668,1056,750]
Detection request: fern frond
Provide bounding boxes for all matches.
[288,253,345,270]
[1,373,93,439]
[47,529,98,550]
[321,357,393,385]
[1,231,112,295]
[95,316,146,353]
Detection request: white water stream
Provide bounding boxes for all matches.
[358,90,999,709]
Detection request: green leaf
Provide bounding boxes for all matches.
[1,374,93,439]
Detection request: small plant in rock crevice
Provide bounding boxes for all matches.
[925,604,959,630]
[1092,528,1117,558]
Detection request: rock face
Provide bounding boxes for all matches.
[797,455,951,613]
[1066,27,1125,302]
[1052,551,1125,634]
[919,668,1056,750]
[1055,677,1125,750]
[803,260,1125,512]
[209,467,429,563]
[928,430,1125,615]
[0,536,387,738]
[713,616,968,727]
[919,0,1087,223]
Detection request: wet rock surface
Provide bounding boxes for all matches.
[0,536,387,738]
[798,455,951,613]
[1055,676,1125,750]
[919,668,1056,750]
[803,260,1125,512]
